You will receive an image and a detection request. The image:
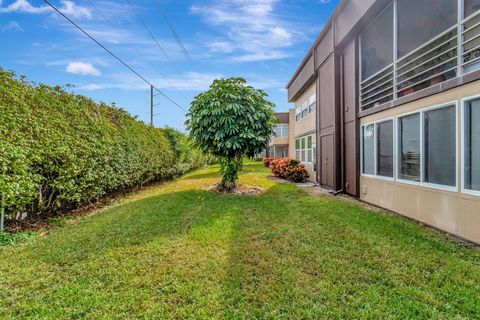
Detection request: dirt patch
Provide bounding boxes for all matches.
[203,184,265,196]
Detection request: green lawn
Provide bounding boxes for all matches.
[1,163,479,319]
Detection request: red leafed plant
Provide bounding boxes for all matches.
[262,157,275,168]
[267,158,309,182]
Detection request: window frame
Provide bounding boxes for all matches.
[361,117,396,181]
[396,101,459,192]
[461,93,480,196]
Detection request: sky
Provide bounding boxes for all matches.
[0,0,339,131]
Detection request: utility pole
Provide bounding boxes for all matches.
[150,85,154,127]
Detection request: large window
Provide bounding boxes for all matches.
[464,97,480,193]
[295,134,315,164]
[274,124,289,137]
[295,139,300,160]
[362,124,375,175]
[424,106,457,186]
[397,0,457,59]
[465,0,480,18]
[377,120,394,177]
[360,4,393,81]
[362,120,394,178]
[296,94,316,121]
[398,113,421,182]
[397,104,457,189]
[307,136,313,162]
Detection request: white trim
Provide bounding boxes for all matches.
[461,93,480,196]
[360,117,395,181]
[395,101,459,192]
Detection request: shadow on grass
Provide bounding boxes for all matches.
[29,182,293,267]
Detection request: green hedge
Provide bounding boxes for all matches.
[0,69,208,224]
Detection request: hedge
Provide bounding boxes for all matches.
[0,69,209,225]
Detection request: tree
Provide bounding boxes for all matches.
[186,78,277,191]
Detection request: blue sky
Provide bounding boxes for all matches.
[0,0,339,130]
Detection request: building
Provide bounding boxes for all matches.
[268,113,290,158]
[286,0,480,244]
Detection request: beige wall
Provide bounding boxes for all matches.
[360,80,480,244]
[269,136,288,147]
[288,109,296,158]
[294,82,317,138]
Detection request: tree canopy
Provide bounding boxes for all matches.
[186,77,277,191]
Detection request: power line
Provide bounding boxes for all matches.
[84,0,190,105]
[125,0,173,65]
[42,0,186,113]
[126,0,208,92]
[154,0,210,90]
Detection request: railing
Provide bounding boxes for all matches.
[360,64,394,110]
[360,10,480,111]
[462,10,480,71]
[396,27,458,98]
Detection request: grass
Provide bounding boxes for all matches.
[1,162,479,319]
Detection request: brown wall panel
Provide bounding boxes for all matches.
[344,121,358,196]
[288,54,315,102]
[319,56,336,130]
[343,39,357,123]
[317,54,342,191]
[315,24,334,70]
[342,38,359,197]
[320,135,335,188]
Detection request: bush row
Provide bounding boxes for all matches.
[0,69,210,225]
[263,157,309,182]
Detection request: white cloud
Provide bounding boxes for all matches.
[66,61,101,76]
[78,72,223,92]
[191,0,298,62]
[231,51,292,62]
[0,0,91,19]
[1,20,22,31]
[207,41,234,53]
[58,1,91,19]
[0,0,50,14]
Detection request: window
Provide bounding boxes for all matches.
[362,120,394,178]
[398,113,421,182]
[398,104,457,189]
[295,135,315,163]
[464,98,480,193]
[301,138,306,161]
[360,4,393,80]
[362,124,375,175]
[295,139,300,160]
[464,0,480,18]
[397,0,457,59]
[274,124,289,137]
[424,106,457,187]
[377,120,394,177]
[307,136,313,162]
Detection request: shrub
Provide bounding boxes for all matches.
[262,157,275,168]
[285,164,310,182]
[268,158,309,182]
[0,69,209,226]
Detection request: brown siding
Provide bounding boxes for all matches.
[317,55,342,190]
[320,135,335,188]
[288,54,315,102]
[315,24,334,69]
[342,38,359,196]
